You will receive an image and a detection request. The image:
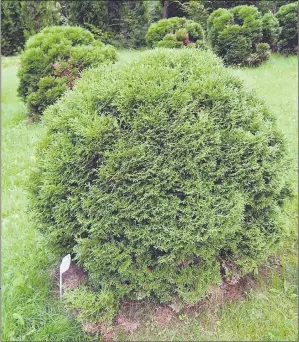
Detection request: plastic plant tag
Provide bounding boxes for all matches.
[59,254,71,298]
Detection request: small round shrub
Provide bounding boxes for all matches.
[208,5,271,66]
[261,12,281,50]
[17,26,117,119]
[275,2,298,55]
[31,49,290,307]
[146,17,204,48]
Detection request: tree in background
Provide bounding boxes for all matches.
[256,0,298,14]
[20,0,61,40]
[1,1,25,56]
[179,0,209,29]
[120,1,150,48]
[62,0,149,48]
[1,0,62,56]
[275,2,298,54]
[148,0,163,23]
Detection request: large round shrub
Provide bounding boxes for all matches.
[207,5,271,66]
[17,26,117,119]
[275,2,298,55]
[146,17,205,48]
[31,49,290,305]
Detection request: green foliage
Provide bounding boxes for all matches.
[31,49,290,309]
[157,34,184,48]
[246,42,271,66]
[2,60,88,341]
[261,12,281,49]
[146,17,204,48]
[275,2,298,55]
[256,0,298,14]
[180,0,209,29]
[208,5,272,66]
[64,287,118,324]
[118,1,150,48]
[1,1,25,56]
[1,0,62,56]
[17,26,117,119]
[148,0,163,22]
[20,0,61,40]
[63,0,150,49]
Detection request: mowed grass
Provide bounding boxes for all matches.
[2,53,298,341]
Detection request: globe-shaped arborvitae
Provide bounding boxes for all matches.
[146,17,205,49]
[18,26,117,119]
[31,49,290,304]
[207,5,272,66]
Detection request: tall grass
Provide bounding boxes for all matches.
[2,59,89,341]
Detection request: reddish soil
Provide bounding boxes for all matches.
[51,263,88,297]
[115,313,140,333]
[154,306,174,325]
[52,256,283,338]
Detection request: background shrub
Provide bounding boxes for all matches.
[275,2,298,55]
[261,12,281,50]
[17,26,117,119]
[208,5,271,66]
[146,17,204,48]
[31,49,290,308]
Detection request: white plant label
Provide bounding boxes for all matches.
[59,254,71,298]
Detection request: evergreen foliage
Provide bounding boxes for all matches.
[31,49,290,309]
[207,5,271,66]
[261,12,281,50]
[17,26,117,119]
[275,2,298,55]
[64,286,118,324]
[1,0,62,56]
[63,0,150,48]
[146,17,204,48]
[20,0,62,40]
[1,1,25,56]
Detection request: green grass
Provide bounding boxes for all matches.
[2,60,89,341]
[2,53,298,341]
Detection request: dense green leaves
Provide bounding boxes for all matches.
[275,2,298,55]
[17,26,117,119]
[63,0,150,48]
[31,49,290,309]
[261,12,281,49]
[146,17,204,48]
[1,1,25,56]
[208,5,272,66]
[1,0,62,56]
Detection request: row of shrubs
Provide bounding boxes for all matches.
[147,3,298,66]
[18,3,297,121]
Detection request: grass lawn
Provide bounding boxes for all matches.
[2,52,298,341]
